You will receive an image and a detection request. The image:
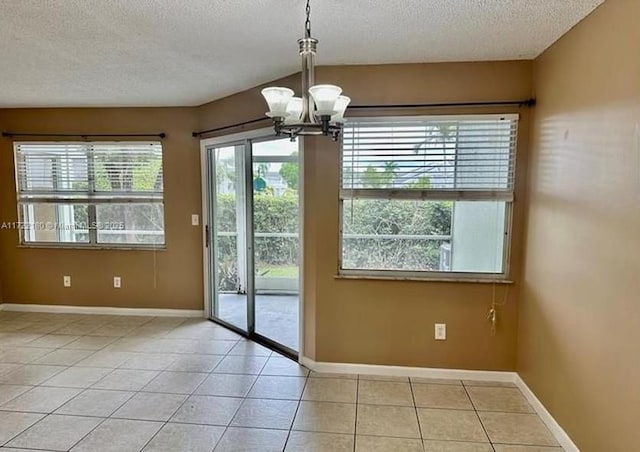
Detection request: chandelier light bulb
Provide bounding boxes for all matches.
[308,84,342,116]
[331,95,351,123]
[284,97,304,124]
[261,87,295,118]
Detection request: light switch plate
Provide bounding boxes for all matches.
[113,276,121,288]
[191,214,200,226]
[63,276,71,287]
[435,323,446,340]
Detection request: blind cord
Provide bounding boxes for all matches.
[488,126,512,335]
[153,244,158,290]
[489,284,509,336]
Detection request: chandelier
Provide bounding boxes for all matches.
[261,0,350,141]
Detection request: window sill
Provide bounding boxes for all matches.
[18,244,167,251]
[335,274,514,284]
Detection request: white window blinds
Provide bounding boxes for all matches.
[15,142,164,203]
[341,115,518,201]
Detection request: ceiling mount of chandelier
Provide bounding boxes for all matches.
[261,0,350,141]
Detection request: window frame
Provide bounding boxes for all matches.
[337,114,518,282]
[13,141,166,250]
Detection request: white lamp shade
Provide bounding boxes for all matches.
[261,87,295,117]
[331,95,351,122]
[309,84,342,116]
[284,97,303,124]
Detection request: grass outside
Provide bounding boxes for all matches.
[257,264,299,277]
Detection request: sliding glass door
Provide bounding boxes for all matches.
[206,136,300,357]
[251,138,300,351]
[209,142,249,332]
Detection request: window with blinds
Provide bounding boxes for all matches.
[339,114,518,277]
[14,142,165,247]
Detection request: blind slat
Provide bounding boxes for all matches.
[341,117,518,193]
[15,142,164,201]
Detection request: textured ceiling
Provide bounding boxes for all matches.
[0,0,604,107]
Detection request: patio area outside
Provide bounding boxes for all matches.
[218,293,299,351]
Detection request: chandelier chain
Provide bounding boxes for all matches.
[305,0,311,37]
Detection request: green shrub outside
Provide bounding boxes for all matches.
[215,193,452,276]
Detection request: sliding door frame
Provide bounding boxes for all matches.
[200,128,304,360]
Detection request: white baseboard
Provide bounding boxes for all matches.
[515,374,579,452]
[0,303,204,318]
[300,356,578,451]
[299,356,518,382]
[0,302,577,450]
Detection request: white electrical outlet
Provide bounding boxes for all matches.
[435,323,447,340]
[113,276,121,288]
[63,276,71,288]
[191,214,200,226]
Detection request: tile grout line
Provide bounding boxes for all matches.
[62,309,163,450]
[353,375,360,452]
[0,315,167,451]
[408,380,427,451]
[150,339,273,451]
[5,313,553,451]
[64,412,112,452]
[121,317,232,451]
[3,316,155,450]
[282,371,311,451]
[129,323,245,452]
[0,314,240,452]
[1,405,561,450]
[136,399,189,452]
[462,379,496,451]
[227,351,292,450]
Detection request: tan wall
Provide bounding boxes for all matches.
[1,6,637,445]
[0,234,3,303]
[0,151,4,302]
[0,131,6,304]
[0,60,533,371]
[200,61,533,369]
[0,108,204,310]
[197,74,300,133]
[521,0,640,450]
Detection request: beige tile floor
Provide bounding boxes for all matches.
[0,311,563,451]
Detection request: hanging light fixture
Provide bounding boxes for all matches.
[261,0,350,141]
